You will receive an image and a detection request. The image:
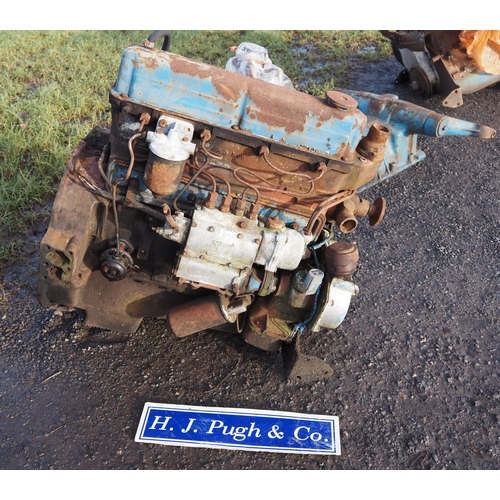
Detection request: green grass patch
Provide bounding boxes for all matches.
[0,30,391,270]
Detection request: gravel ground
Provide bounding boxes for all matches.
[1,56,499,473]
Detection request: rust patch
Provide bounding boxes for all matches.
[144,56,159,70]
[131,53,161,71]
[247,85,309,134]
[217,83,238,102]
[169,54,245,102]
[366,94,387,116]
[248,88,354,135]
[145,157,184,197]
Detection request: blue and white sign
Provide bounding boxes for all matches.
[135,403,341,455]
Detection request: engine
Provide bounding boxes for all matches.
[38,32,496,381]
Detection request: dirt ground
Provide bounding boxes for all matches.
[1,56,499,472]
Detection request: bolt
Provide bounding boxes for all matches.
[205,191,218,209]
[266,215,284,230]
[220,195,232,213]
[249,203,261,220]
[208,226,215,232]
[237,233,244,239]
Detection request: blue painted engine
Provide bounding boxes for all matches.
[38,32,496,380]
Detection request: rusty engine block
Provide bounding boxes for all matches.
[38,32,496,380]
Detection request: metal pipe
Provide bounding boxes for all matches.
[167,294,230,337]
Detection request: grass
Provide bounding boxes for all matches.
[0,30,391,270]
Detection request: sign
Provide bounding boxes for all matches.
[135,403,341,455]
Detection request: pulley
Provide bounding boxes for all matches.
[100,240,134,282]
